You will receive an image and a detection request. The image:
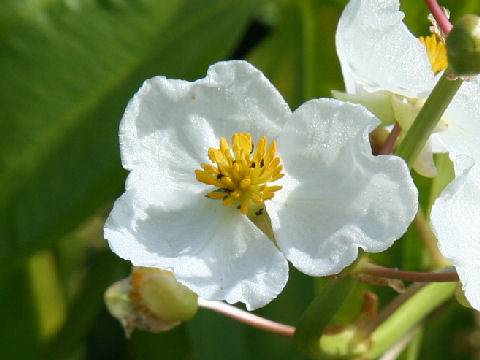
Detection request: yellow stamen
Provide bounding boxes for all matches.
[207,192,228,199]
[196,133,284,215]
[240,201,250,215]
[419,34,448,74]
[195,170,221,187]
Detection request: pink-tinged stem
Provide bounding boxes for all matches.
[197,298,295,337]
[363,265,459,282]
[378,122,401,155]
[424,0,453,34]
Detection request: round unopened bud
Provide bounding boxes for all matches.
[105,279,132,321]
[446,14,480,76]
[138,268,198,321]
[104,267,198,336]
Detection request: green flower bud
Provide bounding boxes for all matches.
[104,267,198,336]
[104,280,132,321]
[446,14,480,76]
[138,268,198,321]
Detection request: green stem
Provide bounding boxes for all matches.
[294,277,357,358]
[362,264,458,282]
[413,212,450,270]
[395,72,462,166]
[367,282,455,358]
[404,327,423,360]
[198,298,294,337]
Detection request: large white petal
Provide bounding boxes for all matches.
[119,60,291,177]
[268,99,418,276]
[105,190,288,310]
[432,79,480,164]
[336,0,434,97]
[431,157,480,310]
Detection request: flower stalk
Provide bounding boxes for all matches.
[361,264,459,283]
[424,0,453,34]
[413,211,450,270]
[197,298,295,337]
[395,72,463,166]
[378,122,401,155]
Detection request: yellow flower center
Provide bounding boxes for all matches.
[195,133,284,215]
[419,34,448,74]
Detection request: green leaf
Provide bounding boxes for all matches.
[0,0,256,272]
[40,250,127,359]
[248,0,344,109]
[0,266,40,359]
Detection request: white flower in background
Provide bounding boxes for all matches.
[335,0,480,177]
[431,157,480,311]
[104,60,417,310]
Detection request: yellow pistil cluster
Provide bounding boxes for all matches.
[195,133,284,215]
[419,34,448,74]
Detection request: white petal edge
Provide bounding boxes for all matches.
[336,0,434,97]
[105,190,289,310]
[268,99,418,276]
[431,156,480,311]
[119,60,292,173]
[432,78,480,163]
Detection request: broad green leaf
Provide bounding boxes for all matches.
[40,250,128,359]
[0,0,257,272]
[0,266,40,359]
[248,0,345,109]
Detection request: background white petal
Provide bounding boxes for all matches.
[119,60,291,176]
[268,99,418,276]
[336,0,434,97]
[431,158,480,310]
[432,78,480,163]
[105,190,289,311]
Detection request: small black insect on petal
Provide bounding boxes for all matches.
[217,174,224,179]
[255,208,264,216]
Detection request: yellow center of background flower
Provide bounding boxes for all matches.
[419,34,448,74]
[195,133,284,215]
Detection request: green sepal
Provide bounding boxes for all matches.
[332,90,395,126]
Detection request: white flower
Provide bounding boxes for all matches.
[104,60,418,310]
[335,0,480,177]
[431,157,480,310]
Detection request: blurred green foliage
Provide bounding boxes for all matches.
[1,0,479,359]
